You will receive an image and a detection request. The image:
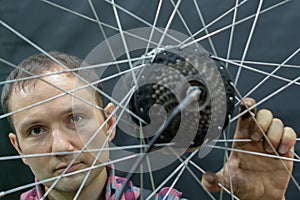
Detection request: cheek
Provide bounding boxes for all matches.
[73,115,110,162]
[21,139,51,154]
[21,143,51,172]
[25,157,51,178]
[81,129,108,149]
[80,123,110,163]
[76,114,108,145]
[80,134,109,165]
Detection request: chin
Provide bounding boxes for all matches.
[50,174,87,193]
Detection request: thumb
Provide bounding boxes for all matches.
[201,171,222,192]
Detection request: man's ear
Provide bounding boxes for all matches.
[9,133,28,165]
[104,103,116,141]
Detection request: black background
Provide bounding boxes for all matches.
[0,0,299,199]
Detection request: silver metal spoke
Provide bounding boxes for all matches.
[104,0,181,44]
[180,0,290,49]
[229,74,300,123]
[40,0,97,23]
[229,83,300,190]
[42,85,137,198]
[0,58,147,126]
[169,0,201,52]
[0,19,149,124]
[161,161,188,200]
[216,139,256,143]
[138,124,157,199]
[110,0,138,88]
[0,56,144,84]
[188,160,239,200]
[193,0,220,56]
[180,0,249,47]
[225,0,240,69]
[39,0,161,47]
[139,132,145,200]
[42,93,127,199]
[146,156,156,193]
[239,47,300,104]
[74,79,134,199]
[0,146,133,161]
[87,0,132,96]
[0,56,150,87]
[206,144,300,163]
[168,147,217,200]
[156,0,182,50]
[0,59,103,117]
[0,154,139,198]
[212,56,300,88]
[0,143,173,162]
[231,60,300,69]
[294,152,300,160]
[145,150,199,200]
[0,1,299,199]
[74,136,110,200]
[221,125,234,200]
[88,0,114,58]
[142,0,163,61]
[234,0,264,86]
[216,138,300,144]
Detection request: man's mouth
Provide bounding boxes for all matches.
[54,162,82,174]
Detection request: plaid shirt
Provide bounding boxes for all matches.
[20,168,183,200]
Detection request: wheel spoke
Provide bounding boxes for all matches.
[0,1,299,199]
[234,0,264,86]
[225,0,240,69]
[230,83,300,190]
[0,154,139,198]
[180,0,290,49]
[42,86,137,198]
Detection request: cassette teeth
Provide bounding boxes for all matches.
[129,45,235,149]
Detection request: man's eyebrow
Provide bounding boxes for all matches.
[60,104,90,115]
[19,120,44,132]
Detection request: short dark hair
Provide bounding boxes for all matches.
[1,51,104,129]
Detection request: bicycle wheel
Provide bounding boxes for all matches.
[0,0,299,199]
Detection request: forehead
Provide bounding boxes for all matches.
[9,73,97,126]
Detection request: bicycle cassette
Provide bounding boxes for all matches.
[128,44,235,149]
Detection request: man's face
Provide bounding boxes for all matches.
[8,71,115,192]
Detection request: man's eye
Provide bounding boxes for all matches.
[69,115,83,124]
[30,127,48,136]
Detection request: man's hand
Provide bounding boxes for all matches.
[201,97,297,200]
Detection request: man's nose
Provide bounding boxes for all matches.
[51,128,74,153]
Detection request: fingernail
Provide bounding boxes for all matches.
[203,172,217,187]
[203,178,213,188]
[278,145,288,154]
[266,146,273,153]
[244,99,252,106]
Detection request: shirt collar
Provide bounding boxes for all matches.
[30,165,140,200]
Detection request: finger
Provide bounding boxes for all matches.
[250,109,273,141]
[235,97,257,139]
[264,118,284,153]
[277,127,296,156]
[201,172,221,192]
